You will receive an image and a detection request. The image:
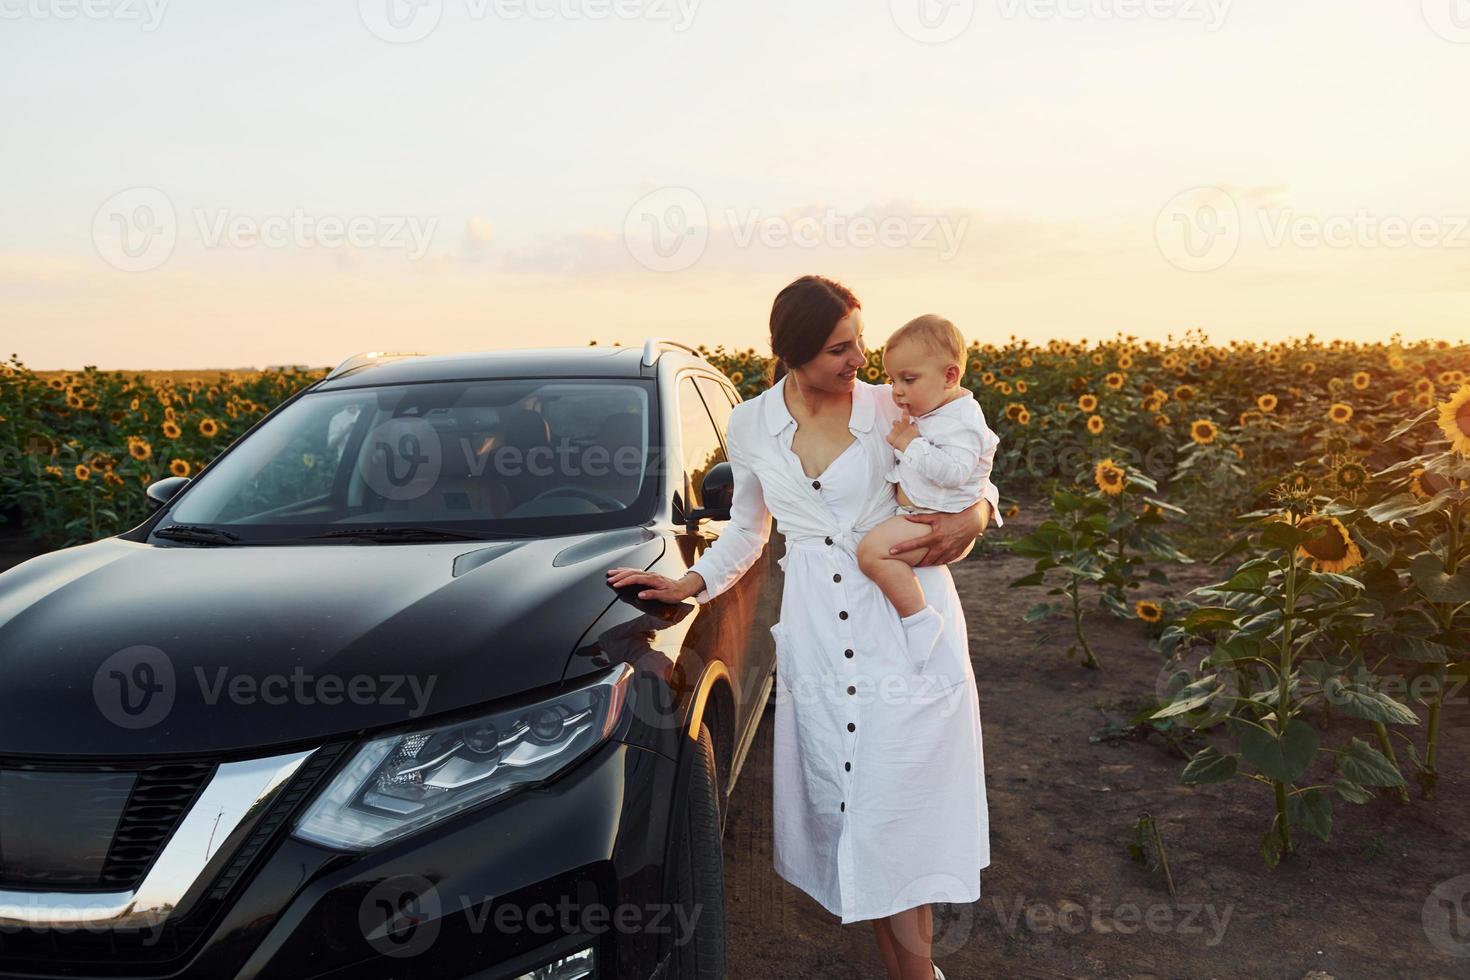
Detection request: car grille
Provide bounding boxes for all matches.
[0,759,213,892]
[0,743,347,976]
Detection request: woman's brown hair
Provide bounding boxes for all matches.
[767,275,861,385]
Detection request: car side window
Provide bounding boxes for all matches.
[693,376,735,450]
[677,376,726,512]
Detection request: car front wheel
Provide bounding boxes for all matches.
[669,722,726,979]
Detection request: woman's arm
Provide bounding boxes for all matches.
[684,422,771,602]
[889,498,992,566]
[606,415,770,604]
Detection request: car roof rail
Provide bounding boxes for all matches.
[640,338,703,368]
[325,351,430,380]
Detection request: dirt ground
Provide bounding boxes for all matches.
[722,502,1470,980]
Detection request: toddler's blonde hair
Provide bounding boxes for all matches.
[886,314,965,370]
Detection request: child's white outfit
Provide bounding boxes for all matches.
[885,387,1004,528]
[885,387,1003,675]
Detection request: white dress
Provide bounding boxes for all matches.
[688,376,995,924]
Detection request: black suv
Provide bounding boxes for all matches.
[0,341,776,980]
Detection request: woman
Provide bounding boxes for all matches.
[606,275,996,980]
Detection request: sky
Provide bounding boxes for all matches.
[2,0,1467,369]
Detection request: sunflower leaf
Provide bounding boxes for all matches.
[1385,407,1438,441]
[1409,554,1470,603]
[1233,716,1318,783]
[1337,737,1405,787]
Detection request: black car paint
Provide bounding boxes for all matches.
[0,346,776,979]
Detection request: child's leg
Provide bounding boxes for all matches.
[857,515,931,618]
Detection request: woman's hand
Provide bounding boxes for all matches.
[889,498,992,567]
[606,567,703,603]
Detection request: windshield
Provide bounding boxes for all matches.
[159,378,658,542]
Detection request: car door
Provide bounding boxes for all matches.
[675,374,774,792]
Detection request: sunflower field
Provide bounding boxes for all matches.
[0,357,326,546]
[3,336,1470,865]
[698,333,1470,868]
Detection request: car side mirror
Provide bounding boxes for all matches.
[145,476,190,513]
[686,461,733,524]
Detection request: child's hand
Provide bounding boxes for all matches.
[887,415,919,451]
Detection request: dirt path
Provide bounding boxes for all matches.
[723,505,1470,980]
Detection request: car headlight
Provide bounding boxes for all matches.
[293,665,632,850]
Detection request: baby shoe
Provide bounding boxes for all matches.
[899,605,943,673]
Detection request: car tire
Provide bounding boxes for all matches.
[670,722,726,979]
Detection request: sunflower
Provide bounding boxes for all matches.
[1436,382,1470,454]
[1410,466,1451,499]
[1094,458,1126,495]
[1086,414,1105,435]
[1189,419,1218,445]
[198,418,220,438]
[74,464,90,481]
[1415,378,1435,394]
[1015,380,1028,394]
[65,392,84,409]
[1329,403,1354,424]
[968,359,982,373]
[1019,356,1033,369]
[1303,362,1317,375]
[1117,353,1133,369]
[162,420,182,439]
[1352,371,1370,390]
[1078,393,1098,412]
[1230,443,1245,460]
[865,366,880,381]
[1105,372,1125,389]
[1091,353,1104,366]
[127,437,152,461]
[1154,413,1171,427]
[1257,393,1278,413]
[1004,504,1020,519]
[169,459,192,478]
[1439,370,1456,386]
[1016,408,1031,425]
[1296,514,1363,573]
[45,465,63,478]
[1414,391,1435,409]
[47,377,65,390]
[1173,384,1196,402]
[981,371,995,384]
[1005,402,1024,421]
[996,381,1012,395]
[1389,353,1406,371]
[1336,461,1368,491]
[1238,410,1263,427]
[1134,600,1163,623]
[1267,350,1282,366]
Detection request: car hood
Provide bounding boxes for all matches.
[0,529,663,757]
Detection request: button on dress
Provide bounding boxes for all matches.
[688,376,996,924]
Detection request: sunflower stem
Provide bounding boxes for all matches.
[1273,511,1298,858]
[1373,721,1410,805]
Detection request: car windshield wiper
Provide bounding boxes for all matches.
[153,524,243,545]
[304,526,500,543]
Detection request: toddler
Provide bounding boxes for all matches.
[856,314,1003,671]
